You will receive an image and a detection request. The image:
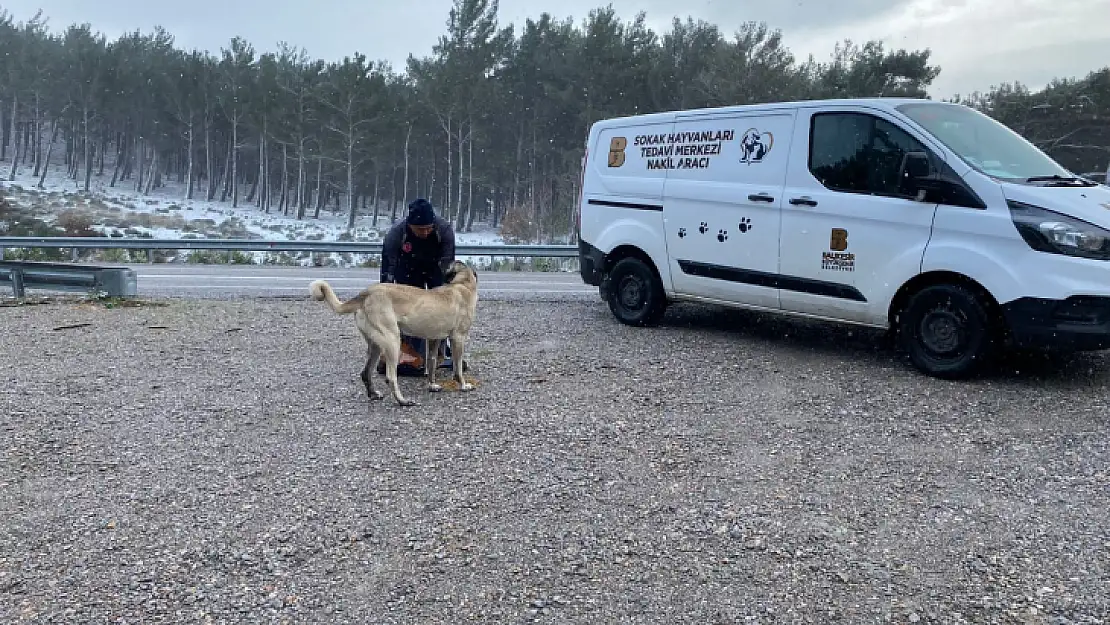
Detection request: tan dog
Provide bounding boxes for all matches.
[309,260,478,406]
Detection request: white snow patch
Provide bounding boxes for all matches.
[1,165,575,270]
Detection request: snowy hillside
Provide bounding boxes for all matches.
[0,166,572,270]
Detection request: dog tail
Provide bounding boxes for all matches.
[309,280,365,314]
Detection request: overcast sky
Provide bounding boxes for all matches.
[4,0,1109,99]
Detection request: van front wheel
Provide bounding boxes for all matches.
[898,283,997,379]
[606,257,667,326]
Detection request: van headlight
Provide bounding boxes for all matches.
[1008,200,1110,261]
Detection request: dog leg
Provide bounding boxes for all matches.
[426,338,443,392]
[380,335,415,407]
[361,344,384,400]
[448,333,474,392]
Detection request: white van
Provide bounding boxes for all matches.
[575,98,1110,379]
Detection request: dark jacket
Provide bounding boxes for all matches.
[380,216,456,285]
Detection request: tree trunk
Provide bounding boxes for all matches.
[388,167,398,223]
[371,165,381,226]
[21,116,31,163]
[186,117,195,200]
[67,122,79,180]
[31,95,42,177]
[246,172,259,204]
[413,154,421,212]
[97,131,106,176]
[37,119,59,189]
[444,116,452,222]
[63,123,72,170]
[205,114,216,201]
[346,131,356,230]
[314,154,323,219]
[120,134,134,182]
[424,153,435,217]
[82,106,92,192]
[8,96,19,181]
[492,184,501,228]
[19,116,28,164]
[262,124,271,212]
[135,139,146,192]
[455,124,465,231]
[84,136,95,193]
[153,152,163,190]
[254,132,264,209]
[401,123,412,214]
[280,143,289,215]
[220,139,232,202]
[263,132,272,213]
[465,119,474,232]
[295,139,306,219]
[512,118,523,209]
[231,118,240,207]
[144,149,159,195]
[531,117,538,243]
[109,132,122,187]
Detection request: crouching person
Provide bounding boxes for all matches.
[378,198,459,376]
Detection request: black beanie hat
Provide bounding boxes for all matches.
[407,198,436,226]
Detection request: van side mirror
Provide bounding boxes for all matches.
[898,151,934,200]
[901,151,932,180]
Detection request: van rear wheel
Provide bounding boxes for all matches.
[898,283,997,379]
[606,257,667,326]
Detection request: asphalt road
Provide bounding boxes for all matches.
[117,264,597,299]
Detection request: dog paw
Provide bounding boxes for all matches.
[717,229,728,242]
[459,383,475,392]
[677,227,686,238]
[738,217,753,233]
[698,222,708,234]
[369,390,385,400]
[428,384,443,393]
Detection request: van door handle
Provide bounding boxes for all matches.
[747,193,775,203]
[789,197,818,207]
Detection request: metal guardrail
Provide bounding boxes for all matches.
[0,236,579,258]
[0,260,137,298]
[0,237,577,298]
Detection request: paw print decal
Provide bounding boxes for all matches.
[698,222,708,234]
[738,218,753,233]
[717,229,728,242]
[678,228,687,238]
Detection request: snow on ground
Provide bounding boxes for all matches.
[0,164,574,271]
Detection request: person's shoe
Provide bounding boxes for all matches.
[437,358,469,372]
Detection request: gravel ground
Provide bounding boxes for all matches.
[1,293,1109,624]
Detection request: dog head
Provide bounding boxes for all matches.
[444,260,478,288]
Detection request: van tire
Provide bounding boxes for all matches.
[606,257,667,326]
[898,283,996,379]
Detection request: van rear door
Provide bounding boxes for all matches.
[579,116,677,285]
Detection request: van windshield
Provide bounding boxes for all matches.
[895,102,1076,183]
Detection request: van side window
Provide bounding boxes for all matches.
[809,112,929,198]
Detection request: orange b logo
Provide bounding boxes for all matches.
[608,137,627,168]
[830,228,848,251]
